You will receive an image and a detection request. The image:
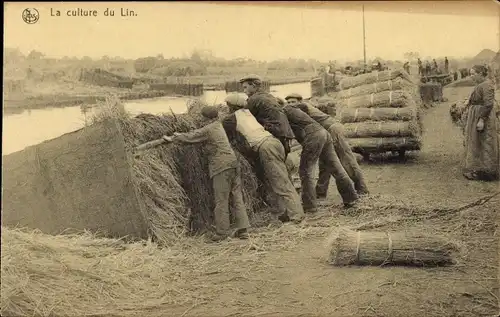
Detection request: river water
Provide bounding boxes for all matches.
[3,82,311,156]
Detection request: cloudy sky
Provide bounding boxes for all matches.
[4,1,499,62]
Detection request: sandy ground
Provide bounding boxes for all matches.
[117,86,498,317]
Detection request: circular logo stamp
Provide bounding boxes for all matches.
[22,8,39,24]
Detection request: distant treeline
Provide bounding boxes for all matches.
[4,48,322,78]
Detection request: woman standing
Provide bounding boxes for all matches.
[462,65,499,181]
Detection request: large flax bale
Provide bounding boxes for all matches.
[419,82,443,103]
[335,77,416,99]
[325,227,460,266]
[342,121,420,138]
[120,112,261,235]
[2,119,149,239]
[337,90,415,109]
[337,107,418,124]
[338,69,413,91]
[347,137,422,153]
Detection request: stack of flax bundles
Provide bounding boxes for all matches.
[333,69,424,157]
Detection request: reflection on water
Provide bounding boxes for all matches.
[2,82,310,156]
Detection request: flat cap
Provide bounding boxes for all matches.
[285,93,303,100]
[224,93,247,108]
[200,106,219,119]
[239,74,262,83]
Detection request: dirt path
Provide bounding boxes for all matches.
[155,87,498,317]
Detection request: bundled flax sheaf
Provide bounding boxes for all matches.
[336,90,415,109]
[333,69,423,155]
[342,121,420,138]
[338,107,418,124]
[347,137,421,152]
[325,227,460,266]
[338,69,413,91]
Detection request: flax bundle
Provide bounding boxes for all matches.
[325,227,460,266]
[335,77,416,99]
[342,120,420,138]
[347,137,422,153]
[337,107,418,124]
[337,90,415,109]
[338,69,413,91]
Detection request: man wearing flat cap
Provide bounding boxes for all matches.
[285,93,369,197]
[278,97,358,211]
[239,74,296,159]
[222,93,305,224]
[164,106,251,241]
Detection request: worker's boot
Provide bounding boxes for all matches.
[232,228,249,240]
[205,231,228,243]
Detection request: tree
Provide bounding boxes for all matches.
[27,50,44,60]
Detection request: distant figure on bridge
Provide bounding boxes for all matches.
[444,57,449,73]
[462,65,498,181]
[403,62,410,74]
[432,59,438,75]
[417,58,423,75]
[425,61,431,76]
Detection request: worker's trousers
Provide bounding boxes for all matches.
[300,128,358,211]
[256,136,305,222]
[316,123,369,197]
[212,167,250,235]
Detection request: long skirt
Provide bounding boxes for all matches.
[463,105,499,180]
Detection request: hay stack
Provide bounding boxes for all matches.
[336,95,422,156]
[94,99,263,242]
[338,69,413,91]
[333,69,423,157]
[325,227,460,266]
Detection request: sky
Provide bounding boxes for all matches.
[4,1,499,62]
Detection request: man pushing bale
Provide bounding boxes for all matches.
[278,96,359,211]
[284,93,369,198]
[163,106,250,242]
[222,93,305,224]
[239,74,296,159]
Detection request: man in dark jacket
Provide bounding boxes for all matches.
[279,101,358,211]
[221,93,305,224]
[285,93,369,197]
[239,74,296,158]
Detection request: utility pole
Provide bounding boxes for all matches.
[362,4,367,72]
